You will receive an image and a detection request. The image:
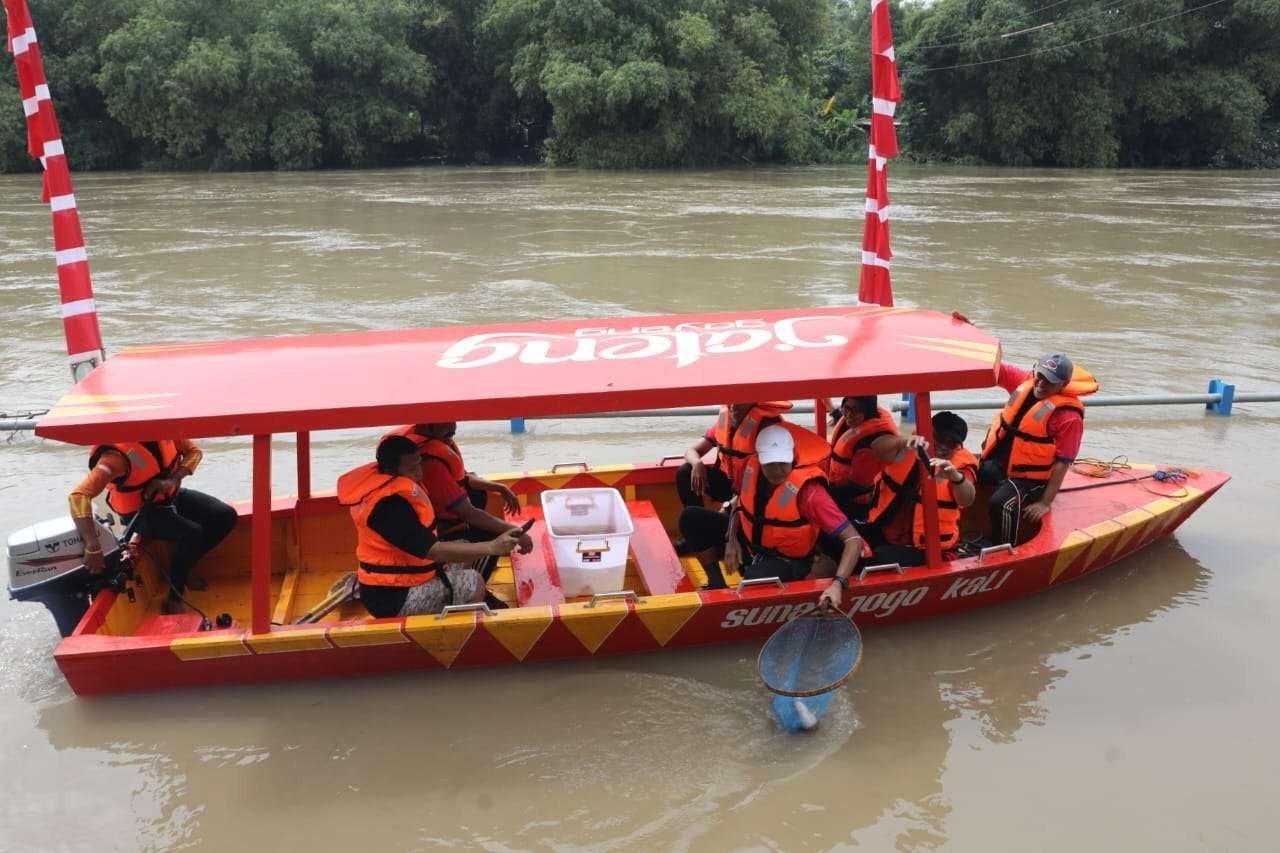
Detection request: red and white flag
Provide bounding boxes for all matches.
[5,0,105,379]
[858,0,901,307]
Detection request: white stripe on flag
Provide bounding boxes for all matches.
[873,98,898,117]
[23,85,52,117]
[66,349,103,365]
[49,194,76,212]
[11,28,38,56]
[861,251,891,269]
[61,298,96,319]
[865,198,879,214]
[871,0,884,9]
[882,46,895,62]
[43,139,64,158]
[868,145,887,170]
[56,246,88,266]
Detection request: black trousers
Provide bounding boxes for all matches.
[441,523,500,578]
[676,506,812,589]
[979,459,1044,545]
[675,462,735,508]
[127,489,238,601]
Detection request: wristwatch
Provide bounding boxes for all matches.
[832,575,849,589]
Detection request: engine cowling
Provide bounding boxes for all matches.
[7,517,121,636]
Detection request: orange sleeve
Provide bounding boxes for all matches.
[175,439,202,475]
[69,451,126,519]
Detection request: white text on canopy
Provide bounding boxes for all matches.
[435,316,849,370]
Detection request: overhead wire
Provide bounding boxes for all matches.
[913,0,1231,72]
[906,0,1149,52]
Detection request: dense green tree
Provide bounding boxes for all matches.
[483,0,833,166]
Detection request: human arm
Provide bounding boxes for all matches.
[931,459,977,508]
[818,526,864,612]
[143,439,201,501]
[685,434,717,496]
[69,450,127,572]
[368,496,520,563]
[451,499,533,554]
[465,474,520,515]
[1022,461,1069,523]
[996,362,1030,394]
[723,497,742,573]
[875,432,928,464]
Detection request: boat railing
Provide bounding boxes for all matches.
[3,381,1278,434]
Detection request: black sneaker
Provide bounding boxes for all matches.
[483,591,510,611]
[673,538,698,556]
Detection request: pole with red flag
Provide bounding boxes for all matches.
[4,0,105,381]
[858,0,902,308]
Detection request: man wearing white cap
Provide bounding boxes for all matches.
[677,423,861,592]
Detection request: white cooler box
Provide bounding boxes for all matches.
[539,488,635,597]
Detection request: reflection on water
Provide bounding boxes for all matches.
[1,165,1277,850]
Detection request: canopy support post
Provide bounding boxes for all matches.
[813,398,829,440]
[913,392,943,571]
[297,431,311,499]
[252,434,272,635]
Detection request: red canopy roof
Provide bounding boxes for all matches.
[36,307,1000,444]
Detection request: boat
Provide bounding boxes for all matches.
[7,306,1228,695]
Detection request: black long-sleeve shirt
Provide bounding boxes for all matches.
[360,494,440,617]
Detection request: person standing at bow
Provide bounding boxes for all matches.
[338,435,521,618]
[69,439,237,614]
[978,353,1097,545]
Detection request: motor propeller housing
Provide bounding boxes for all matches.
[7,517,127,636]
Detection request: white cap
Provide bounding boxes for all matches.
[755,424,795,465]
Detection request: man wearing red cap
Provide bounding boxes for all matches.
[979,353,1096,545]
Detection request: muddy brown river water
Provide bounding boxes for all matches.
[1,166,1278,851]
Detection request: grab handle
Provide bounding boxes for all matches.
[585,590,640,609]
[551,461,590,473]
[659,455,685,466]
[858,562,905,581]
[437,602,494,620]
[576,539,611,554]
[735,576,784,595]
[978,543,1017,564]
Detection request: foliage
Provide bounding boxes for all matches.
[1,0,1277,170]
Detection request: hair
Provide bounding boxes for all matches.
[376,435,419,474]
[830,395,879,425]
[931,411,969,445]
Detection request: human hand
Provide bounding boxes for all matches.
[489,528,521,556]
[690,461,708,496]
[516,532,534,555]
[930,458,960,482]
[498,485,520,515]
[904,434,929,452]
[724,539,742,574]
[818,582,843,612]
[1022,501,1050,523]
[143,477,178,501]
[84,548,106,573]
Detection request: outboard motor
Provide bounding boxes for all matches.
[7,516,134,637]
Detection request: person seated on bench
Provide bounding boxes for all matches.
[859,412,978,569]
[825,395,899,522]
[383,423,532,577]
[338,435,522,618]
[673,401,792,511]
[679,424,860,591]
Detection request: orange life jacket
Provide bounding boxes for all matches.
[737,450,828,561]
[870,447,978,550]
[338,461,439,588]
[384,426,470,535]
[732,425,829,558]
[980,366,1095,481]
[88,441,181,515]
[827,407,898,494]
[712,402,793,489]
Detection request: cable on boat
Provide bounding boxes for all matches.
[135,542,214,631]
[1064,456,1191,499]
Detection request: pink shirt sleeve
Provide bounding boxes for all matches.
[420,458,467,513]
[1047,409,1084,462]
[704,424,718,446]
[997,362,1030,394]
[798,481,851,537]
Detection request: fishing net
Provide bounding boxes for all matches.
[757,613,862,697]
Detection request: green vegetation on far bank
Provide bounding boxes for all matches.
[2,0,1277,172]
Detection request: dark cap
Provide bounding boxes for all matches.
[931,411,968,445]
[1035,353,1073,385]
